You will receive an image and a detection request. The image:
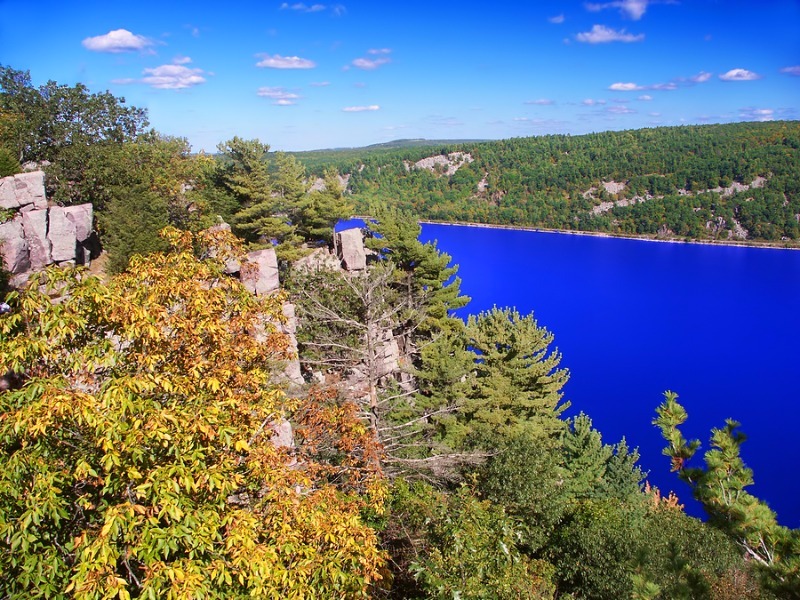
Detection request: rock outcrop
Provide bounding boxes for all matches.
[336,227,367,271]
[0,171,96,287]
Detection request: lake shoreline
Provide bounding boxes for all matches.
[416,220,800,251]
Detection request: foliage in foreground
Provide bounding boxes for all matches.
[0,228,386,599]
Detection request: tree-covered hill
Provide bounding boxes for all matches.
[294,121,800,246]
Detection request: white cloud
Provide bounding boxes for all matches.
[638,94,652,101]
[280,2,326,12]
[256,54,316,69]
[576,25,644,43]
[82,29,154,53]
[719,68,761,81]
[690,71,712,83]
[257,86,301,105]
[740,107,774,121]
[650,81,678,91]
[548,14,565,24]
[609,82,644,91]
[351,56,390,70]
[607,105,636,114]
[582,98,607,106]
[525,98,555,105]
[585,0,651,20]
[368,48,391,55]
[141,64,207,89]
[780,65,800,76]
[172,55,192,65]
[342,105,380,112]
[310,81,331,87]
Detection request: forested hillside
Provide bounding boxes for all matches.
[296,122,800,245]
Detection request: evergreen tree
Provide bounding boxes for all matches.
[457,307,569,446]
[296,168,352,245]
[655,391,800,598]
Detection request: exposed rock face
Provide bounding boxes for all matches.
[336,227,367,271]
[0,171,96,287]
[48,207,78,263]
[294,247,342,272]
[21,210,49,270]
[241,248,280,295]
[0,171,47,211]
[0,220,30,274]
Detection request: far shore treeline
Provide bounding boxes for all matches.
[2,64,799,599]
[293,121,800,247]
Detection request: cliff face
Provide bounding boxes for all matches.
[0,171,97,288]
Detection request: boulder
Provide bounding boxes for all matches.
[336,227,366,271]
[0,178,17,209]
[21,209,50,270]
[63,204,93,242]
[241,248,279,295]
[0,219,30,274]
[48,206,77,262]
[0,171,47,210]
[294,247,342,272]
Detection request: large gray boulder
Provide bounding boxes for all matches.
[21,209,50,270]
[336,227,366,271]
[241,247,279,295]
[0,219,30,274]
[47,207,78,262]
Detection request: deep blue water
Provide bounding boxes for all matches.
[415,224,800,528]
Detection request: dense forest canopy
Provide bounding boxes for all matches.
[2,65,799,598]
[292,121,800,246]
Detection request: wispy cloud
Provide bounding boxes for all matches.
[719,68,761,81]
[690,71,712,83]
[780,65,800,76]
[279,2,326,12]
[172,55,192,65]
[256,54,316,69]
[576,25,644,43]
[279,3,345,15]
[525,98,555,105]
[310,81,331,87]
[582,98,607,106]
[342,105,380,112]
[610,71,714,92]
[258,86,301,105]
[350,49,392,70]
[82,29,155,53]
[638,94,653,101]
[607,105,636,114]
[584,0,651,20]
[548,14,565,24]
[739,107,774,121]
[609,82,644,91]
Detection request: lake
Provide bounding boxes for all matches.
[416,224,800,528]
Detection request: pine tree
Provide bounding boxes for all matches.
[460,307,570,445]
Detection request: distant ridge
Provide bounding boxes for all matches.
[294,138,489,154]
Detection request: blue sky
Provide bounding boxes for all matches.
[1,0,798,151]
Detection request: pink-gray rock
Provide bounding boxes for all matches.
[62,204,93,242]
[0,219,30,274]
[270,419,295,449]
[0,171,47,211]
[241,247,279,295]
[21,209,50,270]
[47,206,77,262]
[336,227,366,271]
